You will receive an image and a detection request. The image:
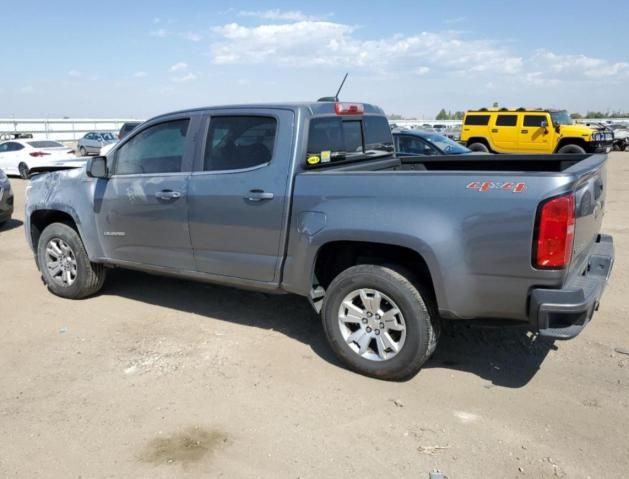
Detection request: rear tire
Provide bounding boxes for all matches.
[321,264,438,380]
[79,146,87,156]
[18,162,29,179]
[37,222,106,299]
[557,144,586,154]
[468,142,489,153]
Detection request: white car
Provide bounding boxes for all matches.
[0,140,77,178]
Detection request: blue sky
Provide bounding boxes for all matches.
[1,0,628,118]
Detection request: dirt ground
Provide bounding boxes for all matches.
[1,153,628,479]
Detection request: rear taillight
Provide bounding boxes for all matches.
[29,151,50,157]
[335,102,364,115]
[534,193,576,269]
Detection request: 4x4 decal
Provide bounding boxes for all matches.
[467,181,526,193]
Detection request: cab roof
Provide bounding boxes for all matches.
[150,101,386,122]
[466,108,566,114]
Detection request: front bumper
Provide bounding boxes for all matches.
[529,234,614,339]
[589,140,613,153]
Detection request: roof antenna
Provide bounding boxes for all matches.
[318,73,349,102]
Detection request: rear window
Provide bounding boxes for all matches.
[464,115,490,126]
[27,141,65,148]
[306,115,393,165]
[496,115,518,126]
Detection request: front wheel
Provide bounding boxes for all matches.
[557,144,586,154]
[18,162,29,179]
[37,222,106,299]
[321,265,438,380]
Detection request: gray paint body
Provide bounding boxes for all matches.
[24,103,609,323]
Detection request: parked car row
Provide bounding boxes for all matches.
[0,122,144,178]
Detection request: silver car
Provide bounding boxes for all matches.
[77,132,117,156]
[0,168,13,226]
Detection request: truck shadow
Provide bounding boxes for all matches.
[102,269,555,388]
[426,322,557,388]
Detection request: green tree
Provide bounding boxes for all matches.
[435,108,448,120]
[492,101,499,108]
[453,111,465,120]
[570,112,583,120]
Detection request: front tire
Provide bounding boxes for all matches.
[18,162,29,179]
[37,222,106,299]
[557,144,586,154]
[321,265,438,380]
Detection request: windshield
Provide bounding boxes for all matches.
[306,115,394,166]
[421,132,470,154]
[550,110,572,126]
[27,141,65,148]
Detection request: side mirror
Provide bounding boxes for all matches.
[86,156,109,179]
[540,120,548,129]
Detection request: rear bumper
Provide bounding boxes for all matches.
[529,234,614,339]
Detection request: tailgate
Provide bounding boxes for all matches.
[570,157,607,272]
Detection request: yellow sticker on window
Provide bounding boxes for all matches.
[321,150,331,163]
[307,155,321,165]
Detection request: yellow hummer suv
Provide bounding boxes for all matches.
[461,108,613,154]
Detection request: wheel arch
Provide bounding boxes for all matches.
[310,240,440,313]
[466,136,493,151]
[29,209,82,252]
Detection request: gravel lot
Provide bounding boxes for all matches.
[1,153,628,478]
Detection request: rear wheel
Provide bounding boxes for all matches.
[468,142,489,152]
[18,162,29,179]
[321,265,438,380]
[557,144,586,154]
[79,146,87,156]
[37,222,106,299]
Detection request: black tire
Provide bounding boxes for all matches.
[79,146,87,156]
[37,222,106,299]
[557,144,586,154]
[18,162,29,179]
[321,264,438,380]
[468,142,489,152]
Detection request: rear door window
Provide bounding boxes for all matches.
[496,115,518,126]
[203,116,277,171]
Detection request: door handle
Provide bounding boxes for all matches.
[155,190,182,200]
[246,189,274,202]
[491,128,499,133]
[521,129,529,134]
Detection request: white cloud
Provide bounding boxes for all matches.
[414,66,430,76]
[172,73,197,83]
[19,85,34,94]
[153,17,161,24]
[169,62,188,72]
[67,70,82,78]
[150,28,168,38]
[209,18,629,88]
[210,21,522,76]
[133,71,147,78]
[182,31,203,42]
[237,9,318,21]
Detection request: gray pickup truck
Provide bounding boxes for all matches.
[24,101,614,379]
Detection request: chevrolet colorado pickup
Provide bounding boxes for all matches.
[24,101,614,379]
